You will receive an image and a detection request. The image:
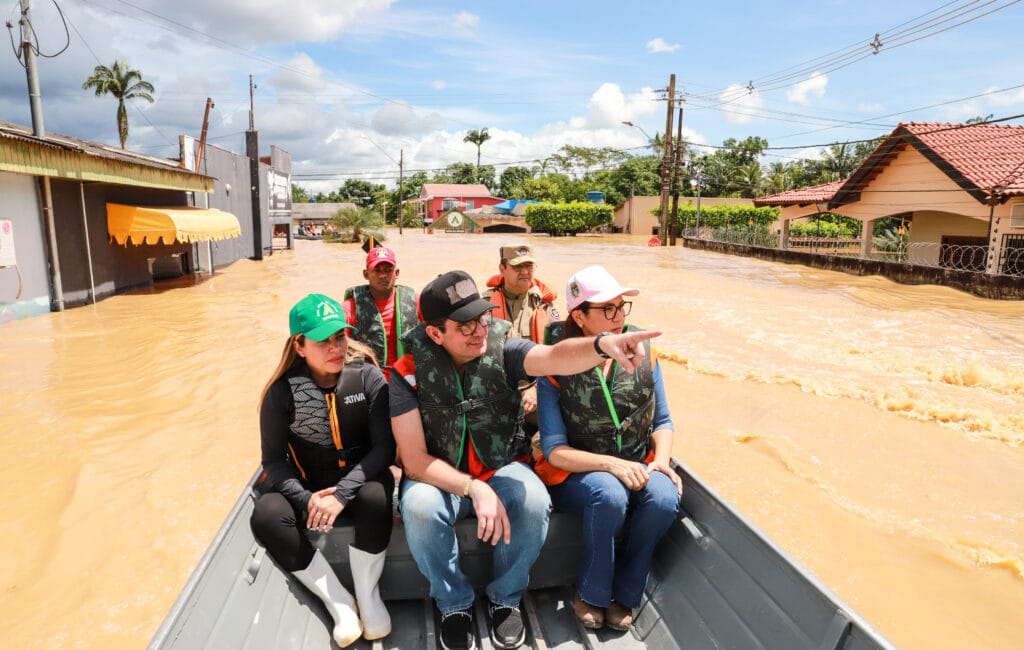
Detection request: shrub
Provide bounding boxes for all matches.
[525,202,613,235]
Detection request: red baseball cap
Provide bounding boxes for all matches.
[366,246,397,269]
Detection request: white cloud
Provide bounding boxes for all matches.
[787,72,828,106]
[452,11,480,36]
[370,102,444,136]
[128,0,396,45]
[645,38,680,53]
[269,53,327,92]
[431,80,448,90]
[719,84,765,124]
[582,83,658,129]
[858,102,884,113]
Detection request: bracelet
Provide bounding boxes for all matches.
[593,331,612,359]
[462,477,475,497]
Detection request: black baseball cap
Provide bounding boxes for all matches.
[420,270,496,322]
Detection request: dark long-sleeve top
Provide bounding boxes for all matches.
[259,360,395,513]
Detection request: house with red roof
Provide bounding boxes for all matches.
[755,121,1024,275]
[414,184,504,223]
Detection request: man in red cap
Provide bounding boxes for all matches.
[343,247,420,376]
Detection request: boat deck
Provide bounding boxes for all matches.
[149,461,896,649]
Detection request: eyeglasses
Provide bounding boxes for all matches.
[453,311,494,336]
[586,301,632,320]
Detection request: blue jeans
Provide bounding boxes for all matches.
[400,461,551,614]
[550,468,679,608]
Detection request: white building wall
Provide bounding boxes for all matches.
[0,172,50,321]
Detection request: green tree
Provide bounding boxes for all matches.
[328,206,385,244]
[738,161,765,198]
[520,177,562,203]
[291,183,310,203]
[499,166,533,198]
[435,161,494,187]
[81,60,155,149]
[549,145,628,180]
[331,179,386,206]
[610,156,661,200]
[463,128,491,181]
[532,158,551,178]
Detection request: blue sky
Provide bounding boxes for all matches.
[2,0,1022,192]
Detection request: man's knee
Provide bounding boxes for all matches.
[400,482,449,527]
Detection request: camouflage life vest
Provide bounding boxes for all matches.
[286,359,369,488]
[545,322,655,461]
[399,319,527,470]
[343,284,419,364]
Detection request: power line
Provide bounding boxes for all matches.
[694,0,1021,107]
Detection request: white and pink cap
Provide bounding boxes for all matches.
[565,265,639,312]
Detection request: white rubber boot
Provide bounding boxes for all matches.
[293,549,362,647]
[349,545,392,640]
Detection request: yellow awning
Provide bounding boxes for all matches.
[106,203,242,245]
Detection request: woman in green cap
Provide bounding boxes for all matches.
[251,293,396,647]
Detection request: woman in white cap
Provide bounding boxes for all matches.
[251,293,395,647]
[535,266,682,631]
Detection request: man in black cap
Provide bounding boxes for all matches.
[389,270,659,650]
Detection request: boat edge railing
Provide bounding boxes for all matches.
[669,455,899,650]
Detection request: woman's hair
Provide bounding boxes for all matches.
[258,334,379,409]
[563,303,590,339]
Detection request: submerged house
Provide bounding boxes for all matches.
[755,121,1024,275]
[415,183,504,223]
[0,121,290,321]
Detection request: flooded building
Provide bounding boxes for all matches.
[0,121,291,321]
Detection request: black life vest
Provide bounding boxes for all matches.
[286,359,370,488]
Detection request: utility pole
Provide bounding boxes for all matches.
[19,0,64,310]
[656,74,676,246]
[397,149,404,235]
[669,103,684,246]
[249,74,256,130]
[19,0,44,137]
[195,98,214,172]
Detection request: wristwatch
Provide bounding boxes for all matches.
[593,331,612,359]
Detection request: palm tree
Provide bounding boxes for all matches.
[82,61,155,149]
[463,128,491,181]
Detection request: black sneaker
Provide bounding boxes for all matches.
[439,607,475,650]
[488,601,526,649]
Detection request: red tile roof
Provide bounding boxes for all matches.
[901,121,1024,196]
[754,180,844,207]
[420,183,492,198]
[756,121,1024,208]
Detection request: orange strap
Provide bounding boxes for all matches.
[324,393,347,468]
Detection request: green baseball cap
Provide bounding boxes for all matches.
[289,293,356,341]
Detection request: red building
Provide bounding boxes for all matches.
[416,184,504,222]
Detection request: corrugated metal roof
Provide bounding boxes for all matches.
[0,120,214,193]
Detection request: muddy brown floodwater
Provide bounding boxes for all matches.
[1,231,1022,649]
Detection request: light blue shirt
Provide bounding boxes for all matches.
[537,360,673,459]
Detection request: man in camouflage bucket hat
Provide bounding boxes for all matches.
[481,244,560,433]
[389,270,660,650]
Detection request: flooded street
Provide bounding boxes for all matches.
[2,231,1023,649]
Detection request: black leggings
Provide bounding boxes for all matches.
[250,476,394,572]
